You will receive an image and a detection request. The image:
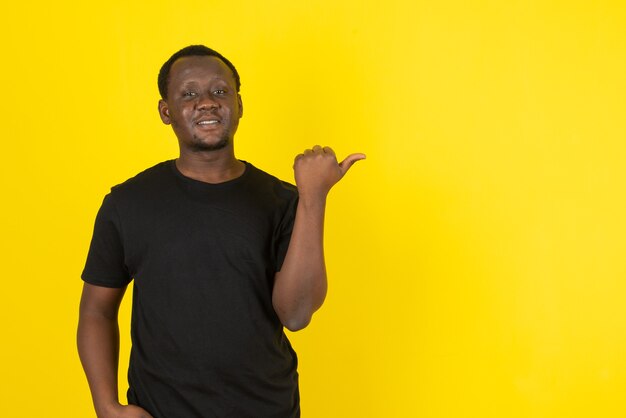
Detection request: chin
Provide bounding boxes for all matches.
[190,136,230,152]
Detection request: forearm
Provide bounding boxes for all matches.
[77,312,122,417]
[273,196,328,331]
[274,145,364,330]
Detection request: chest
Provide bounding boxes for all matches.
[120,193,277,279]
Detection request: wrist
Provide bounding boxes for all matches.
[95,400,122,418]
[297,192,327,209]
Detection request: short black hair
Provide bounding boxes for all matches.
[158,45,241,100]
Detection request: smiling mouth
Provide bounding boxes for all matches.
[196,119,220,126]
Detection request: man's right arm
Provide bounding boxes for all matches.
[77,283,153,418]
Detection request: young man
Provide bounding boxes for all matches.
[78,45,364,418]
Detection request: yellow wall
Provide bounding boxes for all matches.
[1,1,625,417]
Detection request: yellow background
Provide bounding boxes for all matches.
[1,1,625,417]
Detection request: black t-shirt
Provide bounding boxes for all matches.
[82,160,300,418]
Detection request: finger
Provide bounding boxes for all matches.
[312,144,323,153]
[293,153,304,169]
[338,153,367,174]
[303,148,313,156]
[322,146,335,155]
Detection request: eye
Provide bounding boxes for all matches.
[213,89,226,95]
[183,91,197,97]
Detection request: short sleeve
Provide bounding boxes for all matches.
[274,187,298,272]
[82,193,132,288]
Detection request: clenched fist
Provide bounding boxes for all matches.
[293,145,365,200]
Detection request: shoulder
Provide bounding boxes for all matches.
[109,160,174,198]
[245,162,298,200]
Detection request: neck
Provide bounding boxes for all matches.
[176,148,245,184]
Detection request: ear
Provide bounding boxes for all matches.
[158,99,171,125]
[237,93,243,118]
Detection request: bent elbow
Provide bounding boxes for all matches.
[273,290,325,332]
[274,301,314,331]
[282,315,312,332]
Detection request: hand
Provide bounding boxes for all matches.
[293,145,365,200]
[101,403,154,418]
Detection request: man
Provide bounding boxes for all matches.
[77,45,364,418]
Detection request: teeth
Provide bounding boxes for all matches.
[198,120,219,125]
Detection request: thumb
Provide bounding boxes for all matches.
[339,153,367,175]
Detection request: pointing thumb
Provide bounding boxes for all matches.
[339,153,367,175]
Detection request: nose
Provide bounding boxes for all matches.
[196,93,219,111]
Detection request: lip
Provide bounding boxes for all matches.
[195,118,221,125]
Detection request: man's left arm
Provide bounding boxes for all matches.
[272,145,365,331]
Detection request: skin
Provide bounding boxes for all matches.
[77,54,364,417]
[157,56,246,183]
[78,285,151,418]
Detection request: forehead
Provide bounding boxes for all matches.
[168,55,236,88]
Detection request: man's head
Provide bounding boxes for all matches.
[157,46,243,154]
[158,45,241,100]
